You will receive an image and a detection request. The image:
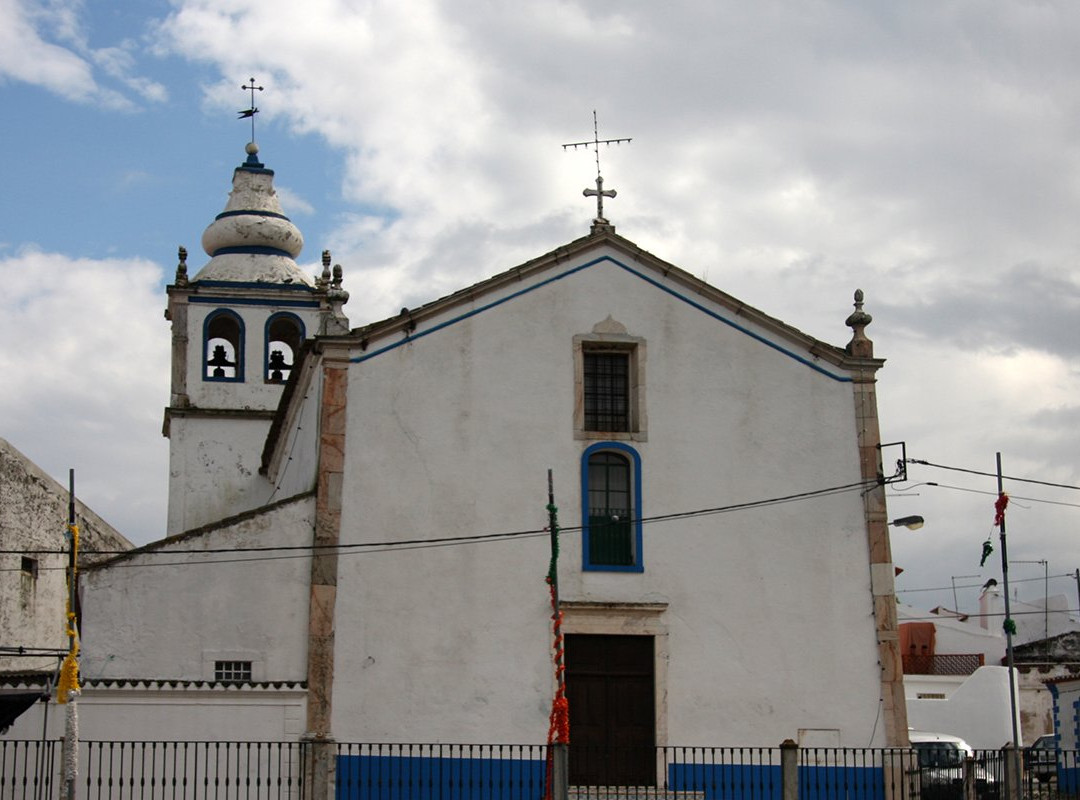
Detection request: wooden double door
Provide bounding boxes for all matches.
[565,634,656,786]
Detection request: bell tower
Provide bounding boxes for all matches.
[163,142,349,535]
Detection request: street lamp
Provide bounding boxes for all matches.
[890,515,925,530]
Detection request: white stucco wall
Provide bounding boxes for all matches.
[166,416,277,534]
[905,666,1021,749]
[329,247,885,746]
[4,686,306,742]
[979,588,1080,647]
[80,495,314,683]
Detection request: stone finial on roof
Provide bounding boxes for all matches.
[175,246,189,286]
[319,259,351,335]
[845,289,874,358]
[317,250,332,289]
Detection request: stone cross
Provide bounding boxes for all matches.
[584,175,617,222]
[562,111,631,223]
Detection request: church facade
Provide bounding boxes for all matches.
[8,141,909,768]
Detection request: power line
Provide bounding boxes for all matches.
[0,476,879,566]
[897,572,1076,593]
[899,481,1080,509]
[907,459,1080,492]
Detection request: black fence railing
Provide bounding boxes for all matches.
[0,738,58,800]
[2,741,1078,800]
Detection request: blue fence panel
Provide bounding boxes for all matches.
[669,763,888,800]
[669,762,782,800]
[336,753,547,800]
[799,765,887,800]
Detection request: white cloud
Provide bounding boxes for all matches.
[0,0,166,108]
[0,248,170,542]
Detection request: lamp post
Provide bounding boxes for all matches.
[890,515,925,531]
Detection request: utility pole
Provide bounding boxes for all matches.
[1074,569,1079,623]
[545,470,569,800]
[995,453,1022,781]
[57,469,80,800]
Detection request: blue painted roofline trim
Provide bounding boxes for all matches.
[191,296,319,309]
[211,245,296,258]
[193,280,315,292]
[215,209,291,222]
[350,255,853,382]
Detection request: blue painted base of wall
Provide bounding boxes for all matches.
[336,755,548,800]
[667,764,887,800]
[338,756,889,800]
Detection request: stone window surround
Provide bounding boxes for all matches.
[573,319,647,442]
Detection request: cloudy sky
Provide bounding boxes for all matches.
[2,0,1079,615]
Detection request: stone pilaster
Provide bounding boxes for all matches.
[846,290,909,746]
[306,345,349,740]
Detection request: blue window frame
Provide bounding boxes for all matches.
[581,442,643,572]
[264,312,305,383]
[203,309,245,382]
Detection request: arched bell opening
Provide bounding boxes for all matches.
[204,310,245,382]
[265,313,305,384]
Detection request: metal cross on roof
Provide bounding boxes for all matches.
[238,77,264,143]
[562,111,631,223]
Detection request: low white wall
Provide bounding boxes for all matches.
[905,666,1021,749]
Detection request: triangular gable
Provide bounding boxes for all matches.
[347,230,873,382]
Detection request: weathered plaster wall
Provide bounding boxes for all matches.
[166,416,276,534]
[3,684,305,741]
[80,494,314,683]
[0,438,131,674]
[330,249,886,746]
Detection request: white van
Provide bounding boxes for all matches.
[908,731,999,800]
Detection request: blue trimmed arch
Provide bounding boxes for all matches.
[203,309,245,383]
[581,441,643,572]
[264,312,305,383]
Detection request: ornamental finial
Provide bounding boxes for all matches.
[175,245,188,286]
[845,289,874,357]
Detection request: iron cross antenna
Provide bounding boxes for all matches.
[562,110,631,224]
[239,77,263,143]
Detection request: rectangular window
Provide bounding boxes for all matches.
[214,660,253,682]
[574,330,645,441]
[584,352,630,432]
[20,557,38,579]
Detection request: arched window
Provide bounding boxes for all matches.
[265,313,305,383]
[581,442,643,572]
[204,310,244,382]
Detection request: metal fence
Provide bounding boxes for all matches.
[2,741,1078,800]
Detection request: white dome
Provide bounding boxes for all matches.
[192,147,312,286]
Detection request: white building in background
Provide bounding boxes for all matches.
[7,141,912,782]
[979,585,1080,647]
[899,582,1080,746]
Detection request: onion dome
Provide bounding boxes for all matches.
[193,143,313,286]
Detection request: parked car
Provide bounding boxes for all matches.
[1024,735,1057,783]
[909,731,999,800]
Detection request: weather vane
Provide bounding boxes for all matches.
[238,77,263,143]
[562,111,632,223]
